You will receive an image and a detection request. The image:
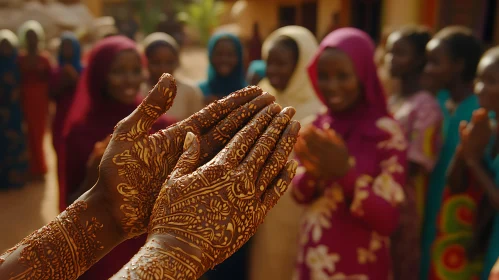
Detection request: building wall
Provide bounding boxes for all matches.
[382,0,421,29]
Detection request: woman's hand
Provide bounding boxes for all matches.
[95,73,275,239]
[294,125,350,180]
[459,108,492,165]
[119,105,300,279]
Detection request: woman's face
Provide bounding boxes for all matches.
[266,41,297,91]
[424,39,458,90]
[60,39,74,62]
[475,55,499,112]
[147,45,178,84]
[26,30,38,51]
[211,38,238,77]
[0,39,14,57]
[107,50,143,105]
[385,33,419,78]
[316,48,361,113]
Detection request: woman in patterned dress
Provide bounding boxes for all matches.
[292,27,408,279]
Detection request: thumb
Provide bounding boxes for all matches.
[170,132,201,179]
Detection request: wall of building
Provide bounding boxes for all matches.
[381,0,421,29]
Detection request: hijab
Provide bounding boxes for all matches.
[143,32,179,55]
[307,27,389,137]
[0,29,20,85]
[17,20,45,50]
[259,25,323,121]
[58,31,83,73]
[199,32,247,97]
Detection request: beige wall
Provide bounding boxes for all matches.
[382,0,422,29]
[316,0,340,38]
[83,0,101,16]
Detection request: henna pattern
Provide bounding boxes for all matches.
[139,106,301,278]
[1,201,103,279]
[100,73,273,238]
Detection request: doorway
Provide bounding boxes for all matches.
[301,1,318,35]
[350,0,383,42]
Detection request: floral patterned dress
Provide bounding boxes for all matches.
[293,114,408,280]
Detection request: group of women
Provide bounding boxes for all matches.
[2,18,499,280]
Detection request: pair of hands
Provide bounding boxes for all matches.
[294,124,351,180]
[91,73,300,273]
[459,108,493,165]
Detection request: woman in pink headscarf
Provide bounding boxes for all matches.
[60,36,174,279]
[292,28,408,279]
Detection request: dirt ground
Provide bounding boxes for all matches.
[0,47,208,252]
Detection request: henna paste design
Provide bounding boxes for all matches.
[104,73,272,238]
[142,106,301,278]
[2,201,103,279]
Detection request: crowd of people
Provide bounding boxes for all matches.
[2,18,499,280]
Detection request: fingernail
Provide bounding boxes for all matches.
[282,106,296,117]
[269,103,282,113]
[260,92,276,101]
[183,132,195,150]
[289,121,301,134]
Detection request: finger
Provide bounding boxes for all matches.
[459,121,468,134]
[241,107,295,178]
[261,160,298,209]
[183,86,263,133]
[169,132,201,179]
[114,73,177,141]
[294,137,320,165]
[472,108,488,122]
[255,121,300,195]
[216,104,281,168]
[199,92,276,161]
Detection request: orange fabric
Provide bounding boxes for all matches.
[18,53,51,176]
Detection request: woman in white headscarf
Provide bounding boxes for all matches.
[142,32,203,121]
[250,26,323,280]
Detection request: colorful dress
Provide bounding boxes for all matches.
[294,28,408,280]
[389,91,443,280]
[420,90,480,280]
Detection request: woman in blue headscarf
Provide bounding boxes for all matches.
[0,29,28,189]
[51,31,83,160]
[199,32,247,103]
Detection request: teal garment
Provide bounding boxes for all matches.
[420,90,480,279]
[198,33,247,98]
[481,116,499,280]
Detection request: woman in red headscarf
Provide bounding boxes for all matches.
[292,28,408,279]
[59,35,174,279]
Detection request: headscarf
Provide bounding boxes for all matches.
[0,29,20,83]
[199,32,247,97]
[259,25,323,121]
[307,27,389,136]
[143,32,179,56]
[58,31,83,73]
[17,20,45,49]
[247,60,266,79]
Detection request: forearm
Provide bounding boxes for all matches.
[466,159,499,210]
[447,152,469,194]
[111,235,205,280]
[0,185,125,279]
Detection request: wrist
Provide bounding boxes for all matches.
[82,183,127,243]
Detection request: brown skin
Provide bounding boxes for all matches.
[295,48,357,182]
[52,40,79,99]
[26,29,39,54]
[0,75,278,279]
[266,41,297,91]
[211,38,238,77]
[60,38,73,62]
[424,39,471,103]
[147,45,179,85]
[106,50,143,105]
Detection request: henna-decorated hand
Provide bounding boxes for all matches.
[130,105,301,279]
[95,73,276,238]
